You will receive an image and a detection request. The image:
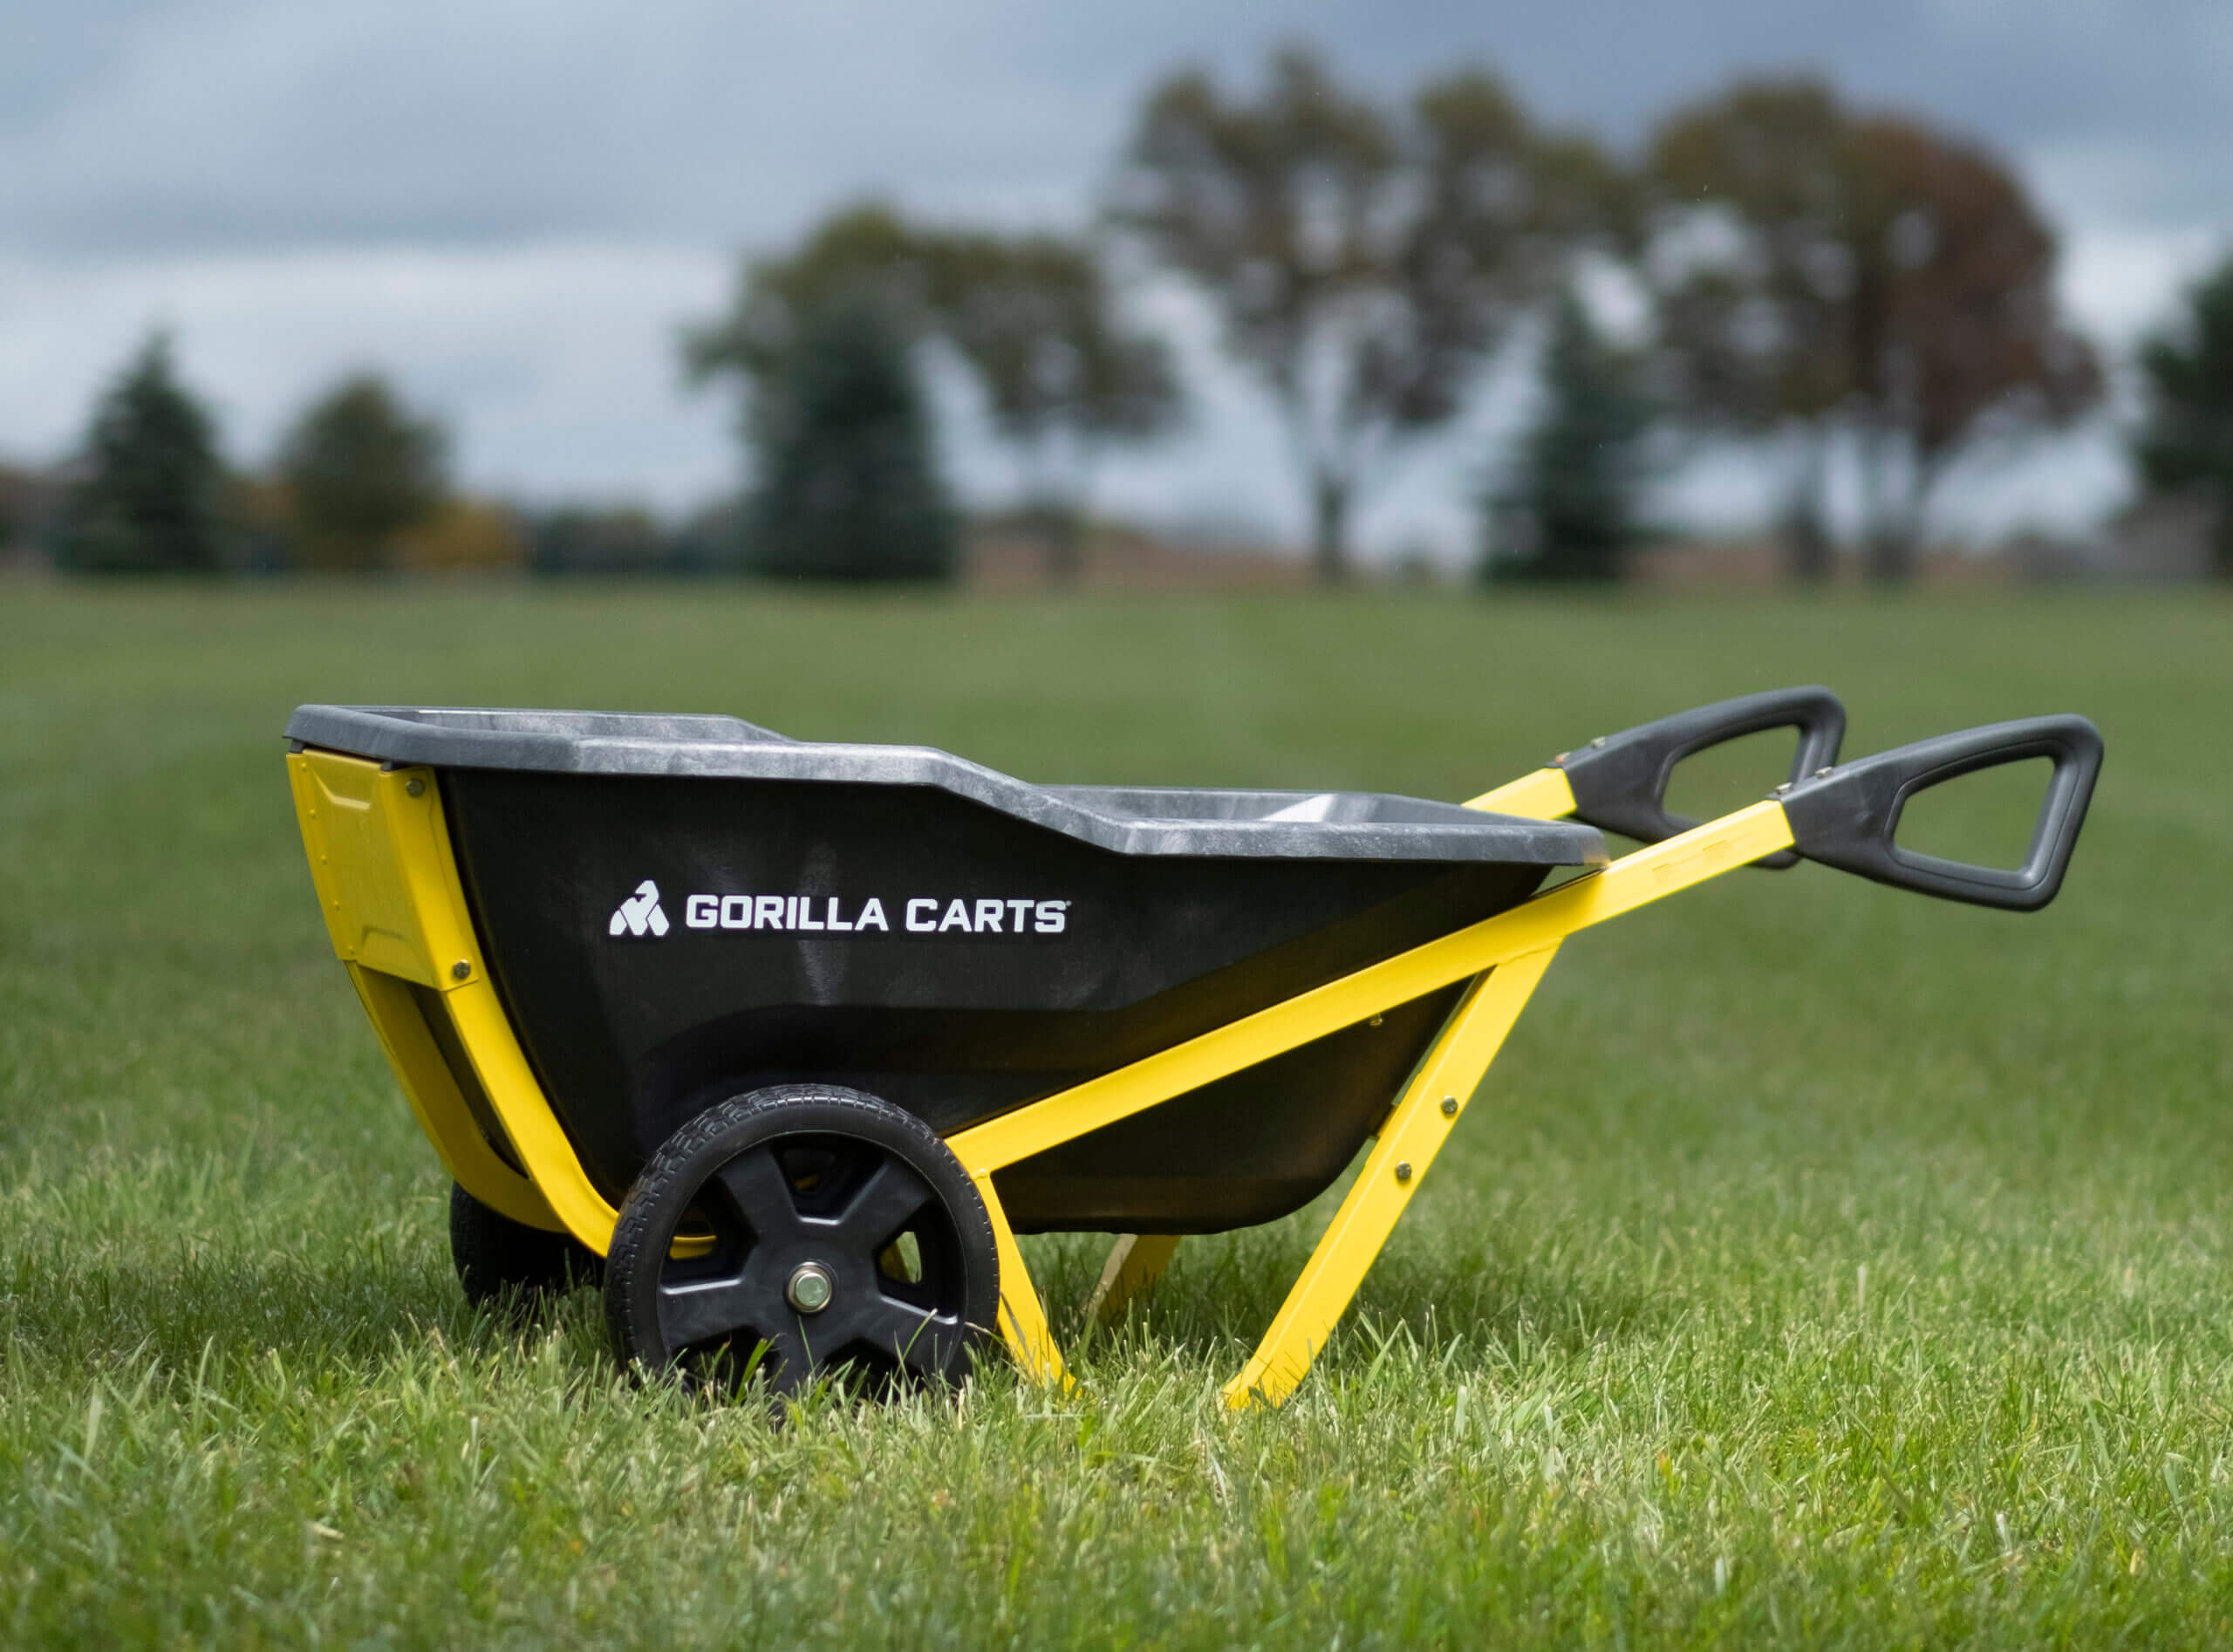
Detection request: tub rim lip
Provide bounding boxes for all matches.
[286,703,1609,867]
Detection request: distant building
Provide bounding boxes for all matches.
[2086,490,2218,582]
[0,461,66,572]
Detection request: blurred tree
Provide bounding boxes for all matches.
[925,233,1180,583]
[1646,83,1850,582]
[744,294,957,582]
[55,332,227,574]
[690,204,1174,584]
[686,204,933,396]
[1842,117,2100,582]
[1484,291,1654,584]
[524,504,741,577]
[687,204,950,581]
[528,505,670,577]
[1647,80,2099,584]
[277,374,448,571]
[2132,257,2233,580]
[1113,46,1614,582]
[394,499,528,573]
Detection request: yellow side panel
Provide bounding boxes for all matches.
[288,750,480,989]
[288,747,616,1249]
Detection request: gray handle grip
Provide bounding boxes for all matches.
[1779,715,2104,911]
[1557,686,1847,870]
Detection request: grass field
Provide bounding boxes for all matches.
[3,584,2230,1648]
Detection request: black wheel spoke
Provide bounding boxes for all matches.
[829,1293,963,1375]
[748,1330,812,1395]
[824,1157,932,1250]
[655,1269,778,1350]
[710,1146,804,1244]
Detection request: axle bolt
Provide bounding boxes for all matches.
[787,1261,836,1314]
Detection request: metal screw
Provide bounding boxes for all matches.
[1590,736,1608,749]
[405,778,426,797]
[1814,766,1835,779]
[1394,1161,1413,1184]
[1440,1096,1458,1117]
[1369,1015,1383,1027]
[1770,782,1793,797]
[786,1261,835,1314]
[451,960,471,980]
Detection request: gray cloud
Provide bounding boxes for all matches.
[2,0,2223,555]
[4,0,2229,256]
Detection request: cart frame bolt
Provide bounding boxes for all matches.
[405,778,426,797]
[1394,1161,1413,1184]
[451,960,471,980]
[786,1261,836,1314]
[1814,765,1835,779]
[1440,1096,1458,1117]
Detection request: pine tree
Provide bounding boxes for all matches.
[1484,293,1653,584]
[58,332,227,574]
[747,296,957,582]
[2134,257,2233,580]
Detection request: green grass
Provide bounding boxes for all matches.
[3,583,2230,1648]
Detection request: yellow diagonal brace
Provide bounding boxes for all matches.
[947,801,1792,1180]
[973,1171,1071,1390]
[1085,1234,1184,1325]
[1465,766,1576,819]
[1222,945,1558,1410]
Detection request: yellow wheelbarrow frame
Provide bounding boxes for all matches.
[289,691,2100,1409]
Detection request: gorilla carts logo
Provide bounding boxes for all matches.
[604,877,1070,941]
[607,879,670,938]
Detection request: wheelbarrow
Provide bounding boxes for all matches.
[284,689,2101,1407]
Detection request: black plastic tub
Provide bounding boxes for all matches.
[287,705,1608,1232]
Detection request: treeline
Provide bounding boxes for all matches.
[12,338,728,579]
[17,49,2233,584]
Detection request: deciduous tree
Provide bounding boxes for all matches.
[1646,80,2099,583]
[689,205,1175,584]
[278,375,448,571]
[925,233,1179,582]
[1114,47,1613,582]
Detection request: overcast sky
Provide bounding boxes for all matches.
[3,0,2226,560]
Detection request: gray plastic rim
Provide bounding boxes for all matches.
[286,704,1608,867]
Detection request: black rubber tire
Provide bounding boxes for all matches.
[448,1181,602,1311]
[604,1085,998,1398]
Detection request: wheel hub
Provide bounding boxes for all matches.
[785,1259,836,1314]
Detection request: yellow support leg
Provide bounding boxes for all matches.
[1221,944,1559,1410]
[973,1172,1071,1391]
[1085,1234,1183,1325]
